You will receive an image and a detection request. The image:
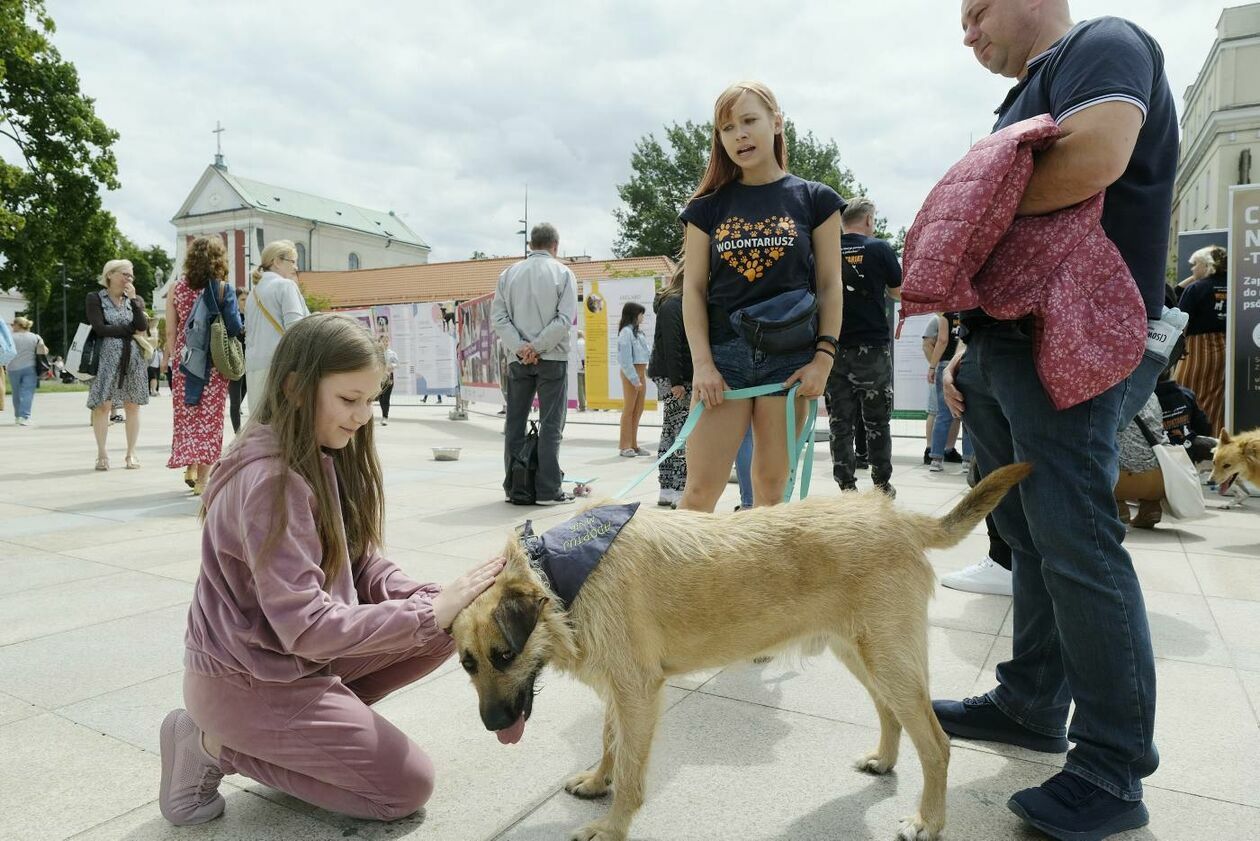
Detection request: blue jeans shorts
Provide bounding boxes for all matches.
[710,336,816,390]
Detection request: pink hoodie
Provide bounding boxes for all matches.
[185,426,452,681]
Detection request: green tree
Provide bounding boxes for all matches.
[614,119,889,258]
[1,0,120,346]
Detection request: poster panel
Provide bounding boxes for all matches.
[893,307,935,414]
[456,292,505,406]
[1227,184,1260,432]
[582,277,658,410]
[336,303,457,398]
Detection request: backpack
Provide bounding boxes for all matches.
[507,421,540,505]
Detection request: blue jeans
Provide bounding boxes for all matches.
[10,365,37,419]
[958,323,1157,801]
[735,426,754,508]
[1116,349,1165,432]
[930,362,972,459]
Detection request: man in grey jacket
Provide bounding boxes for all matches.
[491,223,578,505]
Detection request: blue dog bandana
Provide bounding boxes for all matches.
[518,503,640,609]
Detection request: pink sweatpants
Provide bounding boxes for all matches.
[184,643,451,821]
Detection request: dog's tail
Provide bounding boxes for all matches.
[918,462,1032,550]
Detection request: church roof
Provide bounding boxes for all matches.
[173,165,429,249]
[300,255,676,308]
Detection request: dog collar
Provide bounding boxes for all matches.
[517,502,640,609]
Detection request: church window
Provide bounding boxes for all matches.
[296,243,307,271]
[349,252,361,270]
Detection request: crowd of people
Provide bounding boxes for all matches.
[0,4,1246,840]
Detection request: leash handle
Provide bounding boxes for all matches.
[614,383,817,504]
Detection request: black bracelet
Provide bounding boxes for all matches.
[815,334,840,352]
[814,346,836,360]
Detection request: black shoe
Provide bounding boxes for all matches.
[943,448,964,464]
[874,482,896,499]
[839,483,858,493]
[932,695,1068,753]
[854,458,869,470]
[535,492,575,506]
[923,447,932,465]
[1008,772,1149,841]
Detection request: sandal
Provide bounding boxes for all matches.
[95,456,109,472]
[183,466,196,488]
[125,455,141,470]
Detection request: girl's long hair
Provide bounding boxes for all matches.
[222,313,386,588]
[619,302,646,334]
[688,81,788,205]
[658,263,685,301]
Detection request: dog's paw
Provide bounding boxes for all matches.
[855,751,896,774]
[569,820,626,841]
[564,769,611,799]
[896,813,941,841]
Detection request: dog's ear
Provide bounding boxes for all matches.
[1219,428,1232,444]
[493,590,544,654]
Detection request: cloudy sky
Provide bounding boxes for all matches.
[32,0,1231,263]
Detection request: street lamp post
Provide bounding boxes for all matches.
[60,262,67,358]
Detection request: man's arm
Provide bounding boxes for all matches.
[1017,101,1143,216]
[881,241,903,301]
[489,272,525,355]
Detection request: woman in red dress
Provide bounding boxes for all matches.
[166,237,239,494]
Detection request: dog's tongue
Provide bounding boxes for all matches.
[1219,475,1235,494]
[496,714,525,745]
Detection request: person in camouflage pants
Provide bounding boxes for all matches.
[825,344,894,493]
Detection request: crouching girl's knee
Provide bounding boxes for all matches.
[374,750,436,821]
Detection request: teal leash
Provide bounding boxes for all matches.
[615,382,819,504]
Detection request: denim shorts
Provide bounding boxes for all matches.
[710,336,816,390]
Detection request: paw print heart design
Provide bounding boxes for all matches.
[714,216,798,281]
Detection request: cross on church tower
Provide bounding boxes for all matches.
[212,121,227,169]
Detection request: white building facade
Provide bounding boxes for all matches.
[1171,2,1260,236]
[158,162,430,312]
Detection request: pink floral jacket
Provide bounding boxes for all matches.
[900,115,1145,410]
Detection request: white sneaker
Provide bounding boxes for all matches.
[619,448,638,458]
[940,556,1012,596]
[929,458,944,473]
[381,418,388,426]
[657,488,681,507]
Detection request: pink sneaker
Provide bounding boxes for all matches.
[159,709,225,825]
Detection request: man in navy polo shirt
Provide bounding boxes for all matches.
[933,3,1177,839]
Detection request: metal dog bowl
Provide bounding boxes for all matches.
[432,447,462,462]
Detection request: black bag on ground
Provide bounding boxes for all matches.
[507,420,540,505]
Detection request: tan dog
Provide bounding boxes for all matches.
[1211,428,1260,493]
[450,463,1032,841]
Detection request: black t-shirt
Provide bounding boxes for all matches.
[941,312,964,362]
[992,17,1178,320]
[681,174,846,342]
[837,233,902,347]
[1177,273,1227,336]
[1155,378,1212,446]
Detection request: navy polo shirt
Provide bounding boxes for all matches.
[993,16,1178,320]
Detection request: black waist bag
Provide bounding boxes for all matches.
[508,420,540,505]
[729,287,818,354]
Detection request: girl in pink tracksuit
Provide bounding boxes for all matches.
[159,313,502,826]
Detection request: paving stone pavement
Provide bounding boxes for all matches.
[1,391,1257,840]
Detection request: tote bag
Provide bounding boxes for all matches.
[66,323,98,380]
[1135,417,1206,521]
